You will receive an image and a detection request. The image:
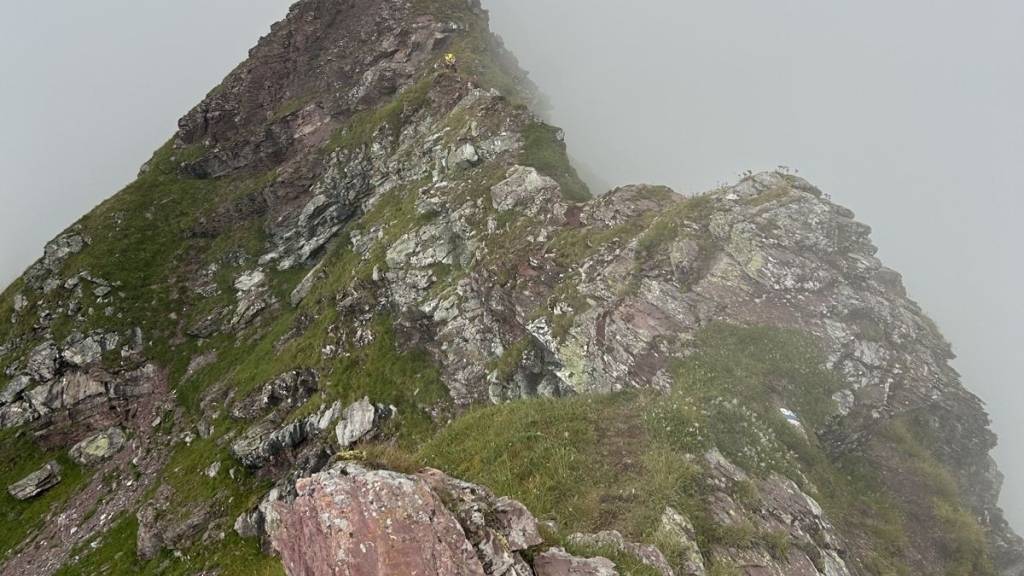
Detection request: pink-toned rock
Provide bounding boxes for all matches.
[268,465,486,576]
[534,547,619,576]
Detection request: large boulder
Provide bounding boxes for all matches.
[8,460,62,500]
[69,427,126,466]
[231,421,308,469]
[268,464,486,576]
[334,397,394,449]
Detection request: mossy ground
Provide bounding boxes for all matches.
[520,122,592,202]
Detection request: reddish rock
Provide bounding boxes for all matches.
[268,465,485,576]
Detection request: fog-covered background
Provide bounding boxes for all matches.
[0,0,1020,530]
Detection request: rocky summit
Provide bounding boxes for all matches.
[0,1,1020,575]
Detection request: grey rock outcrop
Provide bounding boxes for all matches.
[701,449,851,576]
[231,420,309,469]
[69,426,126,466]
[231,369,319,420]
[657,508,706,576]
[8,460,62,500]
[568,531,672,576]
[61,336,103,368]
[334,397,394,449]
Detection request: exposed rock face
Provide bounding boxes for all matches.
[230,369,319,420]
[266,463,621,576]
[8,461,62,500]
[702,449,851,576]
[268,464,488,576]
[657,508,706,576]
[231,420,310,469]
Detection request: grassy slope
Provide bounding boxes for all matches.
[0,430,89,562]
[412,324,993,575]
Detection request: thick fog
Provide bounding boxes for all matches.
[482,0,1024,530]
[0,0,1020,531]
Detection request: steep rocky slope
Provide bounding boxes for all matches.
[0,1,1020,575]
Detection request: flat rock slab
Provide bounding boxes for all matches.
[8,460,62,500]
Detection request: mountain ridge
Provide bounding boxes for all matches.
[0,1,1020,574]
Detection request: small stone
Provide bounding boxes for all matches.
[8,460,62,500]
[533,547,619,576]
[70,427,127,466]
[234,270,267,292]
[13,293,28,314]
[448,142,481,170]
[206,461,222,478]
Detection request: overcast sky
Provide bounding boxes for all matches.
[1,0,1021,531]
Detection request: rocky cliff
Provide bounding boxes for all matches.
[0,1,1020,575]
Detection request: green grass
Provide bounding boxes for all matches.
[326,76,433,152]
[0,429,90,561]
[416,324,844,570]
[520,122,591,202]
[56,515,285,576]
[270,95,314,122]
[876,419,994,576]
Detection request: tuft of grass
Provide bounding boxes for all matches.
[520,122,591,202]
[489,337,532,381]
[326,76,433,153]
[635,194,715,262]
